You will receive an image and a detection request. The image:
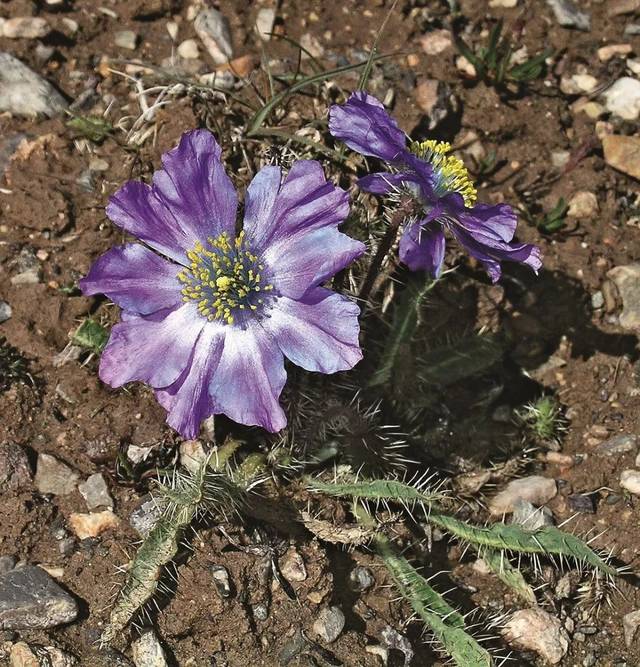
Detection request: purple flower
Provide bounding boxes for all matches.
[329,92,541,283]
[80,130,365,438]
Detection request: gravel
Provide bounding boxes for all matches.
[312,606,345,643]
[34,453,79,496]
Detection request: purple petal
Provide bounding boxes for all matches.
[263,288,362,373]
[155,323,225,439]
[245,160,350,253]
[265,226,365,299]
[451,199,519,243]
[99,303,204,389]
[329,91,407,162]
[399,219,446,275]
[79,243,182,315]
[208,323,287,432]
[357,171,414,195]
[106,130,238,264]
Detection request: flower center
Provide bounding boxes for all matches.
[410,140,477,207]
[177,231,274,325]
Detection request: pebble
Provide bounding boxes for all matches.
[252,603,268,621]
[0,443,32,490]
[312,606,345,643]
[349,566,375,592]
[628,58,640,75]
[623,609,640,647]
[0,18,50,40]
[418,29,453,55]
[114,30,138,51]
[255,7,276,41]
[610,0,640,16]
[546,0,591,30]
[591,291,604,309]
[595,433,638,456]
[551,150,570,169]
[560,73,598,95]
[0,556,17,575]
[88,158,109,172]
[503,608,569,664]
[603,135,640,181]
[78,473,113,511]
[0,53,67,117]
[280,549,307,583]
[68,510,120,540]
[211,565,232,598]
[132,630,168,667]
[177,39,199,59]
[0,566,78,630]
[34,454,79,496]
[130,496,162,538]
[489,0,518,6]
[456,55,477,77]
[567,191,598,218]
[194,8,233,65]
[598,44,632,62]
[300,33,325,59]
[380,626,414,665]
[454,470,491,495]
[607,265,640,330]
[601,77,640,120]
[414,79,455,129]
[10,268,41,286]
[511,498,554,528]
[489,476,557,515]
[620,469,640,495]
[178,440,207,475]
[568,493,596,513]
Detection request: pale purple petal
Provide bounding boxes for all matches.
[358,171,414,195]
[265,226,365,299]
[155,323,225,439]
[329,91,407,161]
[262,288,362,373]
[79,243,182,315]
[99,303,204,389]
[208,323,287,432]
[449,198,519,243]
[245,160,349,253]
[399,219,446,275]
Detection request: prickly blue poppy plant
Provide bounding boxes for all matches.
[329,92,541,282]
[80,130,365,438]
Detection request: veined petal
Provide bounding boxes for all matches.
[265,226,365,299]
[329,91,407,161]
[99,303,204,389]
[449,198,519,243]
[79,243,182,315]
[155,322,225,439]
[399,218,446,275]
[208,323,287,432]
[245,160,350,253]
[263,288,362,374]
[357,171,414,195]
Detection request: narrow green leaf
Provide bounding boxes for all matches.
[66,115,113,143]
[481,548,537,603]
[308,477,443,505]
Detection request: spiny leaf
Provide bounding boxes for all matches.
[377,536,493,667]
[369,274,438,387]
[481,548,537,604]
[71,319,109,353]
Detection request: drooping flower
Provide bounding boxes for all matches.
[80,130,365,438]
[329,92,541,282]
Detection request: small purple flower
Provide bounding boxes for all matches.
[80,130,365,438]
[329,92,541,283]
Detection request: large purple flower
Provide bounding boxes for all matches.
[80,130,365,438]
[329,92,541,282]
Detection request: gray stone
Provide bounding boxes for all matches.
[312,606,345,643]
[34,454,79,496]
[115,30,138,51]
[595,434,638,456]
[546,0,590,30]
[78,473,113,510]
[602,77,640,120]
[280,549,307,583]
[0,53,67,117]
[489,476,557,515]
[380,626,414,666]
[0,556,16,576]
[349,566,375,592]
[1,17,50,39]
[0,442,32,490]
[0,302,11,323]
[0,565,78,629]
[252,603,268,621]
[131,630,168,667]
[623,609,640,647]
[255,8,276,41]
[194,8,233,65]
[211,565,232,598]
[608,264,640,330]
[503,608,569,664]
[511,499,554,529]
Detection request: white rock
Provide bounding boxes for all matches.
[2,17,50,39]
[115,30,138,51]
[598,43,632,62]
[503,608,569,664]
[0,52,67,118]
[628,58,640,76]
[489,475,557,515]
[489,0,518,6]
[0,301,11,324]
[561,73,598,95]
[60,18,78,35]
[551,150,570,168]
[419,29,452,55]
[166,21,179,41]
[177,39,199,59]
[255,7,276,41]
[194,8,233,65]
[132,630,168,667]
[621,469,640,495]
[456,55,477,77]
[567,191,598,218]
[608,264,640,330]
[69,510,120,539]
[602,77,640,120]
[300,33,324,59]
